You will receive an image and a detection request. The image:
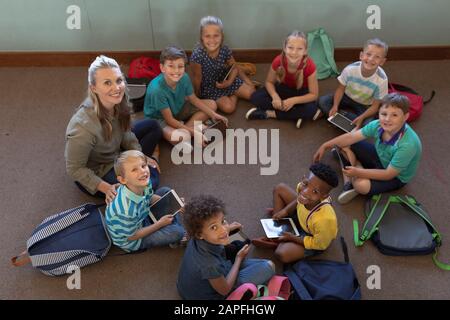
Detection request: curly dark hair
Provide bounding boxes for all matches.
[310,162,339,189]
[183,195,226,238]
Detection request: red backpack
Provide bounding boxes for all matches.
[128,56,161,80]
[388,83,435,122]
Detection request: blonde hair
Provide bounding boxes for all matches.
[114,150,146,178]
[364,38,388,57]
[199,15,224,48]
[86,55,131,141]
[276,30,308,89]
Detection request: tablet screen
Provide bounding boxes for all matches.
[149,190,184,223]
[328,113,356,133]
[260,218,300,238]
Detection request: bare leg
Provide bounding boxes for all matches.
[235,82,255,100]
[275,242,305,263]
[272,183,297,214]
[216,96,237,114]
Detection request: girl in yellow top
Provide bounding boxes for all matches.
[252,163,339,263]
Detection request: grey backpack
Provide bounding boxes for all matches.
[353,194,449,270]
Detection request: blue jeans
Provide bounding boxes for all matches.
[318,93,375,126]
[351,141,406,196]
[235,259,275,287]
[139,187,186,249]
[250,83,318,120]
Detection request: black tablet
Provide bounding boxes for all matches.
[149,190,184,224]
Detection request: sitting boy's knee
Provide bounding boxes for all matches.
[274,249,290,264]
[273,183,289,195]
[353,178,370,194]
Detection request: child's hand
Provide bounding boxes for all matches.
[351,116,364,129]
[329,105,339,117]
[272,98,282,110]
[342,166,360,178]
[157,214,174,227]
[313,144,327,163]
[146,156,161,173]
[272,209,288,220]
[227,222,242,233]
[215,81,231,89]
[278,232,297,242]
[212,113,229,127]
[281,99,295,111]
[236,244,250,260]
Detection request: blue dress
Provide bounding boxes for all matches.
[190,44,244,101]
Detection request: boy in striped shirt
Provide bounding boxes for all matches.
[105,150,185,252]
[318,38,389,129]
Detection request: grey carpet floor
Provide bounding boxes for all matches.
[1,61,449,299]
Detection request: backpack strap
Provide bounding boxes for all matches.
[266,275,291,300]
[353,194,391,246]
[423,90,436,105]
[11,251,31,267]
[226,283,258,300]
[340,236,350,263]
[305,198,331,233]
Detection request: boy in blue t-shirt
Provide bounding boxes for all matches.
[105,150,185,252]
[144,45,228,150]
[314,93,422,204]
[317,38,389,129]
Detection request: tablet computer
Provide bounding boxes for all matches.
[149,189,184,224]
[260,218,300,239]
[328,112,356,133]
[221,64,235,82]
[204,120,227,143]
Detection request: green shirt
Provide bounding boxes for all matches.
[361,120,422,183]
[65,103,141,194]
[143,73,193,120]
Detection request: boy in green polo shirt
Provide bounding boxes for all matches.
[143,45,228,149]
[313,92,422,204]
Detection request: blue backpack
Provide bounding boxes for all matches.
[284,237,361,300]
[12,203,111,276]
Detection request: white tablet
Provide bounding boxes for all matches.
[260,218,300,239]
[149,189,184,224]
[328,112,356,133]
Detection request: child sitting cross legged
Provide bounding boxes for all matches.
[143,45,228,150]
[314,93,422,204]
[252,163,339,263]
[177,195,275,300]
[105,150,185,252]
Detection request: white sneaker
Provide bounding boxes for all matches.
[313,109,322,121]
[296,118,303,129]
[338,188,359,204]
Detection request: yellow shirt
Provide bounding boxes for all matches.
[296,199,338,251]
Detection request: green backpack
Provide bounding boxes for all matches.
[307,28,339,80]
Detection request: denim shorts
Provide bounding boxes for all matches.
[157,102,199,129]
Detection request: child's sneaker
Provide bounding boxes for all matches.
[296,118,303,129]
[338,182,358,204]
[246,108,267,120]
[313,109,322,121]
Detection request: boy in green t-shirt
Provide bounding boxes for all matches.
[314,92,422,204]
[144,45,228,150]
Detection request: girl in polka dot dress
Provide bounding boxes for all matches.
[190,16,255,114]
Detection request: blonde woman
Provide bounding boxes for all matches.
[65,55,162,203]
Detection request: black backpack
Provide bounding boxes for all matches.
[353,194,450,270]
